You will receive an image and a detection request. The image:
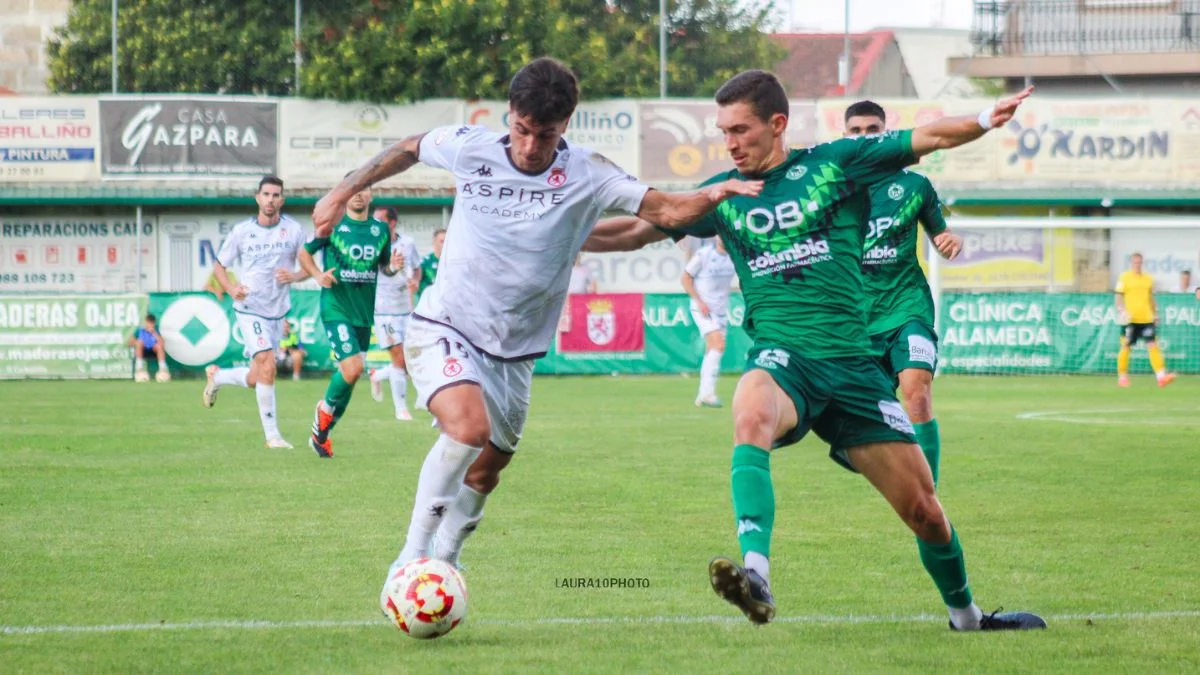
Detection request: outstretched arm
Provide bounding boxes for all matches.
[583,216,671,253]
[312,133,426,237]
[635,179,761,229]
[911,86,1033,158]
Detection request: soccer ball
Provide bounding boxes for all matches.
[380,558,468,639]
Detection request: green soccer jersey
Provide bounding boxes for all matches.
[861,169,948,336]
[304,215,392,326]
[416,252,439,300]
[674,130,917,358]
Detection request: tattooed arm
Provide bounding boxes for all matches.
[312,133,426,237]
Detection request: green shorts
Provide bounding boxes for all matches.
[324,321,371,362]
[747,344,918,472]
[870,321,938,386]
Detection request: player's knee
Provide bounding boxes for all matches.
[733,405,775,446]
[341,359,365,382]
[906,493,950,544]
[442,415,491,449]
[464,465,500,494]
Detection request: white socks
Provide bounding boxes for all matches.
[744,551,770,584]
[372,366,391,382]
[433,486,488,566]
[215,367,250,388]
[699,349,722,397]
[256,383,279,438]
[397,434,483,564]
[389,370,408,414]
[949,603,984,631]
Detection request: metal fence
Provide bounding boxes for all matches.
[972,0,1200,56]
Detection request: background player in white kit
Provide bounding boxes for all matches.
[681,238,736,408]
[368,206,422,420]
[204,176,309,449]
[309,58,761,597]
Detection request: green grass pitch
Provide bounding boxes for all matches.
[2,375,1198,673]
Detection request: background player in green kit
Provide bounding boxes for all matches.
[298,185,403,457]
[415,227,444,303]
[586,72,1044,632]
[844,99,964,490]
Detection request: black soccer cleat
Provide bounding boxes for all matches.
[708,556,776,625]
[950,607,1048,631]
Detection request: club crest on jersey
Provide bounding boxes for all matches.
[785,165,807,180]
[887,183,905,200]
[548,167,567,188]
[370,225,380,237]
[586,299,615,346]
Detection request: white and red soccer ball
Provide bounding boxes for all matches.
[380,558,468,639]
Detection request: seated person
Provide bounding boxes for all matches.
[276,321,306,381]
[129,313,170,382]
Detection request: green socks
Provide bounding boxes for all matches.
[913,419,941,487]
[323,369,356,428]
[731,444,774,559]
[918,526,974,609]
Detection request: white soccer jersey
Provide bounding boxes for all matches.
[216,214,307,319]
[375,232,421,315]
[413,124,651,359]
[685,245,736,311]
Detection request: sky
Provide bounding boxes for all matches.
[775,0,973,33]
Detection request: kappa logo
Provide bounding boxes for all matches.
[337,224,351,233]
[785,165,807,181]
[548,167,567,187]
[472,164,493,177]
[454,126,470,137]
[754,348,790,369]
[737,519,763,535]
[887,183,905,200]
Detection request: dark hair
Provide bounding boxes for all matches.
[508,57,579,125]
[844,100,886,123]
[376,206,398,223]
[145,313,156,323]
[258,175,283,192]
[714,70,789,123]
[433,228,447,237]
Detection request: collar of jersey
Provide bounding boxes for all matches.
[736,148,804,181]
[498,135,569,177]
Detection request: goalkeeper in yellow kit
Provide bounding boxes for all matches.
[1115,252,1175,387]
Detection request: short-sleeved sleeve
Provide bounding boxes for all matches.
[304,237,329,255]
[216,226,241,268]
[823,130,917,187]
[1115,273,1127,293]
[588,152,651,215]
[918,178,949,237]
[418,125,489,172]
[685,253,704,277]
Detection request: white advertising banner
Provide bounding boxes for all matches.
[0,97,101,182]
[0,213,155,292]
[279,100,463,188]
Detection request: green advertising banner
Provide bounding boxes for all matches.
[148,291,335,372]
[0,294,148,379]
[938,292,1200,374]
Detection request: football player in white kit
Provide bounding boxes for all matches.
[681,237,736,408]
[368,206,422,420]
[204,176,309,448]
[310,58,762,594]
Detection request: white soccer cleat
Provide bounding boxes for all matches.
[202,365,220,408]
[265,437,294,449]
[695,394,723,408]
[155,369,171,383]
[134,369,150,383]
[370,369,385,402]
[396,407,413,421]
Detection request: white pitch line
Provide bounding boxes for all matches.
[3,610,1199,636]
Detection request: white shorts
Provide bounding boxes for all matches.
[235,313,284,358]
[690,303,729,337]
[405,318,533,453]
[374,313,410,349]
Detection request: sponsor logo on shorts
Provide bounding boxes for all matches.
[907,335,936,366]
[878,400,914,434]
[754,348,790,369]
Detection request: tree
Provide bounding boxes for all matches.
[47,0,783,100]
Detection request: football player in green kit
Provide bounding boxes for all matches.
[298,184,403,457]
[584,72,1045,632]
[844,99,963,491]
